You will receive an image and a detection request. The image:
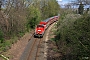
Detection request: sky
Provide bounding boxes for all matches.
[57,0,70,5]
[56,0,72,8]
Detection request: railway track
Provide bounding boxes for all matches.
[27,38,43,60]
[20,34,44,60]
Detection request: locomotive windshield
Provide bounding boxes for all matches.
[37,25,44,28]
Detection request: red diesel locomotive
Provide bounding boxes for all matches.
[34,16,59,38]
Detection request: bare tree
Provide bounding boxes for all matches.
[0,0,2,10]
[71,0,90,6]
[65,3,71,9]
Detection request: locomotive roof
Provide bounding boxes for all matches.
[50,17,54,19]
[42,17,54,22]
[37,24,44,26]
[42,18,50,22]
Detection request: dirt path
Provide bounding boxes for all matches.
[44,23,56,59]
[47,22,61,60]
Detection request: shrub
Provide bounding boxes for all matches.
[26,5,41,30]
[0,30,4,43]
[55,13,90,59]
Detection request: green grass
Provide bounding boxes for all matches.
[0,36,18,53]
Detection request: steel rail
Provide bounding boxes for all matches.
[27,38,37,60]
[27,38,43,60]
[20,33,35,60]
[35,38,42,60]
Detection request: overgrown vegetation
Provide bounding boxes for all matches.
[0,30,4,43]
[41,0,60,19]
[55,12,90,60]
[26,5,41,30]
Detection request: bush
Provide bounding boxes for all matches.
[55,14,90,60]
[0,30,4,43]
[26,5,41,30]
[0,40,11,53]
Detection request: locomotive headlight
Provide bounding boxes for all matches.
[38,30,41,31]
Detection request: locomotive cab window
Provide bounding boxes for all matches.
[37,25,44,28]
